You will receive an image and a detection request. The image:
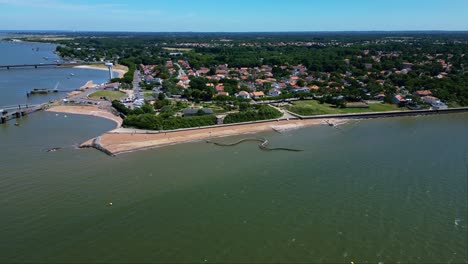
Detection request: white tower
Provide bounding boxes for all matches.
[105,62,113,80]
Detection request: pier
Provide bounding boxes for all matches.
[0,104,43,124]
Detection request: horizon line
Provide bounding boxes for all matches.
[1,29,468,34]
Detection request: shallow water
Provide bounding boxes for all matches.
[0,40,112,106]
[0,38,467,263]
[1,112,467,263]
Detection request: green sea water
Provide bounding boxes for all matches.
[1,111,467,263]
[0,38,467,263]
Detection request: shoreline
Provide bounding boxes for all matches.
[45,105,337,156]
[73,65,128,78]
[46,105,123,128]
[45,105,468,156]
[86,118,344,155]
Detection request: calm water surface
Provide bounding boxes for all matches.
[0,40,111,106]
[0,39,467,263]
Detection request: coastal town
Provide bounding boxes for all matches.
[3,32,468,153]
[1,1,468,262]
[54,37,462,120]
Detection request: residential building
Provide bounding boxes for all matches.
[375,93,386,101]
[236,91,250,99]
[250,91,265,99]
[268,88,282,97]
[402,62,413,69]
[393,94,407,105]
[104,82,119,90]
[291,87,310,93]
[414,90,432,97]
[421,96,440,105]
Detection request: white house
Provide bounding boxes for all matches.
[422,96,440,105]
[236,91,250,99]
[422,96,448,109]
[268,88,282,97]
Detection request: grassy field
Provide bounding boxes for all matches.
[285,100,406,116]
[142,91,155,99]
[199,103,231,114]
[89,90,126,101]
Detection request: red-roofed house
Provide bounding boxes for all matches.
[215,84,225,93]
[414,90,432,96]
[250,91,265,99]
[393,94,407,105]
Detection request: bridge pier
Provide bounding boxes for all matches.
[6,66,9,70]
[15,112,21,118]
[0,116,6,124]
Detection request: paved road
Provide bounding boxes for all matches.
[133,70,142,99]
[268,104,297,120]
[66,85,111,106]
[174,63,187,78]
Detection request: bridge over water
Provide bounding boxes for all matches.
[0,62,102,70]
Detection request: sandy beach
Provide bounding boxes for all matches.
[95,118,343,155]
[46,105,345,155]
[73,65,128,78]
[46,105,123,127]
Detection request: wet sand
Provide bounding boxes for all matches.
[46,105,122,127]
[96,119,343,155]
[46,105,345,155]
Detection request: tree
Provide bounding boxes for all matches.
[154,99,170,110]
[189,78,207,90]
[141,102,155,114]
[239,102,250,112]
[209,67,216,75]
[297,79,305,87]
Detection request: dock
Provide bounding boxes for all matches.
[0,104,43,124]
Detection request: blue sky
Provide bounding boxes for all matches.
[0,0,467,32]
